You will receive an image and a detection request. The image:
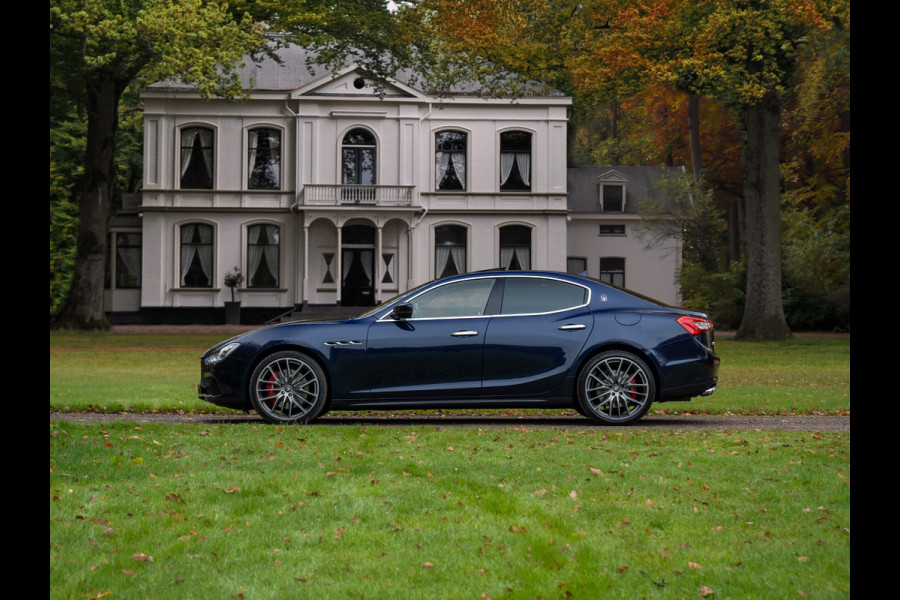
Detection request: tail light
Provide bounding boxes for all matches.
[677,315,714,335]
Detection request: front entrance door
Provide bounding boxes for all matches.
[341,248,374,306]
[341,224,376,306]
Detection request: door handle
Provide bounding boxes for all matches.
[451,330,479,337]
[558,324,586,331]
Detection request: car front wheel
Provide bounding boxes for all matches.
[577,351,656,425]
[249,351,328,424]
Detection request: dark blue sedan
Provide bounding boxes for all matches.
[198,271,719,425]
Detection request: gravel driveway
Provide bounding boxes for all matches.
[50,411,849,432]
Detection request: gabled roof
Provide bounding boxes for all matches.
[146,38,567,100]
[567,166,686,214]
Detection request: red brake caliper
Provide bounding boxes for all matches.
[266,371,278,404]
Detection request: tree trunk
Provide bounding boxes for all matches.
[735,98,791,340]
[53,72,122,330]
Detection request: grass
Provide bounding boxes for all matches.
[50,331,850,598]
[50,422,849,599]
[49,332,851,416]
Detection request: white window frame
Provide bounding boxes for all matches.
[176,123,217,190]
[175,220,217,289]
[245,124,285,191]
[243,221,283,289]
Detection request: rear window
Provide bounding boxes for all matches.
[500,277,588,315]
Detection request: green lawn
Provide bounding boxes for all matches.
[50,422,849,599]
[50,332,850,599]
[49,332,851,416]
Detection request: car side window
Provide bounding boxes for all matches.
[410,278,496,318]
[500,277,588,315]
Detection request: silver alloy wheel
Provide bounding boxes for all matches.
[251,353,324,423]
[581,352,653,423]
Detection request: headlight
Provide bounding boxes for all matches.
[204,342,241,365]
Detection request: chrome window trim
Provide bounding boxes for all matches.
[374,274,592,322]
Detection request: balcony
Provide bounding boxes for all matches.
[301,185,416,207]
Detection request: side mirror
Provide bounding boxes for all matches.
[391,303,413,320]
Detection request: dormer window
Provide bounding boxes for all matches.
[600,184,624,212]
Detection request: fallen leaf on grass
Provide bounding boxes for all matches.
[224,487,241,493]
[131,553,153,562]
[423,562,434,568]
[700,585,715,596]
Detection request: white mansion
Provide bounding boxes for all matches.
[104,43,681,324]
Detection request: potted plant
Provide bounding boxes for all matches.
[223,267,244,324]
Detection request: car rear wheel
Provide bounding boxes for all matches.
[249,351,328,424]
[577,351,656,425]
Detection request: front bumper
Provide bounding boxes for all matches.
[198,358,250,410]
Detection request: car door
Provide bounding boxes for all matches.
[482,276,594,396]
[361,277,497,400]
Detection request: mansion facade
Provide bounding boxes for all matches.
[105,44,681,324]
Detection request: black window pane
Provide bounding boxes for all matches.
[600,257,625,287]
[435,225,466,246]
[343,129,376,146]
[180,127,214,189]
[248,224,280,288]
[499,131,531,191]
[180,223,213,287]
[436,131,467,191]
[500,131,531,151]
[602,185,624,212]
[435,225,467,278]
[249,128,281,189]
[115,232,141,288]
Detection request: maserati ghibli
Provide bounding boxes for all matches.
[198,271,719,425]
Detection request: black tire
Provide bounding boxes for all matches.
[576,350,656,425]
[249,351,328,424]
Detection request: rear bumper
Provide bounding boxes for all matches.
[654,335,719,403]
[657,376,717,402]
